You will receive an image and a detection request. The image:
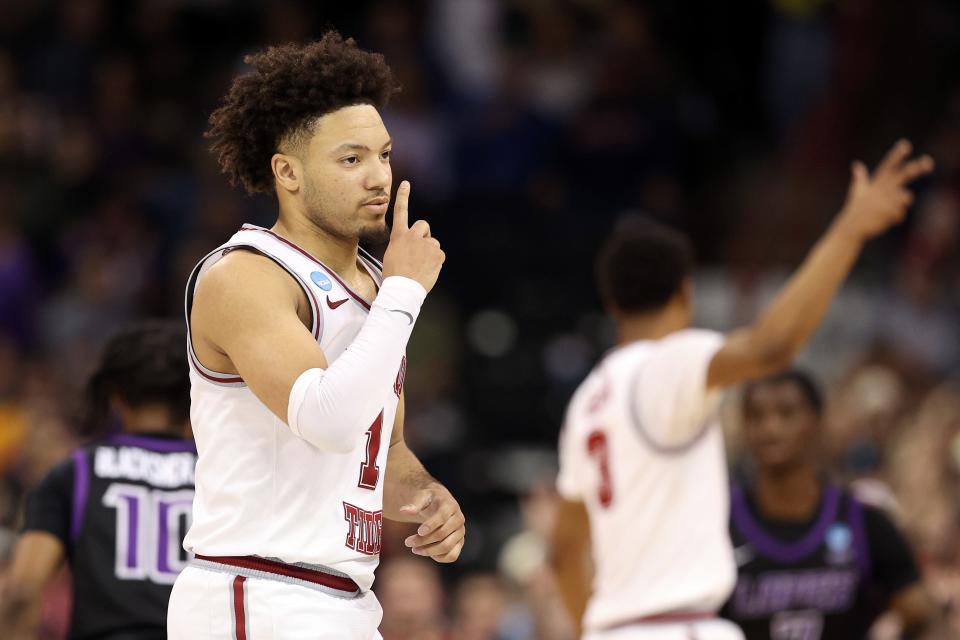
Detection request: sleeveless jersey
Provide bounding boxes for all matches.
[721,484,877,640]
[557,330,736,632]
[25,433,197,639]
[183,224,405,592]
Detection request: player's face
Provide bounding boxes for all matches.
[743,381,819,471]
[300,104,393,244]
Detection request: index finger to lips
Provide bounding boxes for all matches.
[391,181,411,235]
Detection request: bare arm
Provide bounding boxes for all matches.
[889,583,937,637]
[0,532,65,639]
[708,141,934,389]
[550,498,592,636]
[384,393,466,563]
[192,250,329,421]
[383,394,436,521]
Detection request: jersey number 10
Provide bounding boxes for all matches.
[102,483,194,585]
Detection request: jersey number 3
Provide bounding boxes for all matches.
[358,411,384,490]
[587,430,613,508]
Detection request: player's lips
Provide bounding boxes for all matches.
[753,438,789,458]
[361,197,389,215]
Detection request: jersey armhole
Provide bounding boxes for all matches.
[626,363,714,455]
[184,245,323,388]
[70,449,89,546]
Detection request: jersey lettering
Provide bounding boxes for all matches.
[587,430,613,508]
[342,502,383,555]
[95,447,195,487]
[358,411,384,490]
[394,355,407,397]
[771,610,824,640]
[102,483,194,584]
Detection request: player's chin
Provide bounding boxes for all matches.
[358,220,390,245]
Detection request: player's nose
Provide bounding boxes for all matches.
[364,158,391,190]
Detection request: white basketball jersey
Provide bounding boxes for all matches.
[183,224,405,592]
[557,329,736,631]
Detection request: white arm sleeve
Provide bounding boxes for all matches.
[286,276,425,453]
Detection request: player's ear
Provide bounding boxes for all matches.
[272,153,302,194]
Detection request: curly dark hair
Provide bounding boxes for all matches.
[83,320,190,437]
[206,32,398,194]
[595,219,695,313]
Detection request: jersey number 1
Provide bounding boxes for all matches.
[358,411,383,490]
[587,430,613,508]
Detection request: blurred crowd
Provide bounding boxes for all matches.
[2,0,960,638]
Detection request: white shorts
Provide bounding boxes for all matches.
[584,618,745,640]
[168,564,383,639]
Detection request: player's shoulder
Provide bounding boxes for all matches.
[32,449,81,497]
[195,248,301,309]
[657,328,725,350]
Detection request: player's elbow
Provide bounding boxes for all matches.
[287,368,379,453]
[739,332,796,378]
[0,584,37,625]
[297,416,369,454]
[752,344,794,376]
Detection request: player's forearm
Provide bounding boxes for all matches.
[892,584,937,637]
[550,553,590,634]
[287,277,425,453]
[383,442,439,521]
[719,219,864,383]
[0,590,40,639]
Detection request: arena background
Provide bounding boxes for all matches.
[1,0,959,637]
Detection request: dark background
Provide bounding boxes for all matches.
[2,1,960,637]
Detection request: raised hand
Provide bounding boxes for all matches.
[837,140,935,243]
[381,181,445,292]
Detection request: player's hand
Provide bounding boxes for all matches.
[382,181,445,293]
[836,139,934,243]
[400,483,465,563]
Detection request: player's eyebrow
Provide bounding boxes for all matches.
[332,139,392,154]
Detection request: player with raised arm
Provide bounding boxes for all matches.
[167,33,465,639]
[0,321,196,640]
[551,141,933,639]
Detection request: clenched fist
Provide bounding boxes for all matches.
[382,181,445,293]
[837,139,935,243]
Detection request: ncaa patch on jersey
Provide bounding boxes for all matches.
[825,523,854,564]
[310,271,332,291]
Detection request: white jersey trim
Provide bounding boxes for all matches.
[627,361,715,454]
[184,243,323,388]
[239,225,383,311]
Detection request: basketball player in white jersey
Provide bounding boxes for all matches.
[551,140,934,640]
[167,33,465,639]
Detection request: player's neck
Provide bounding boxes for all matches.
[754,466,821,521]
[273,213,360,279]
[616,311,684,345]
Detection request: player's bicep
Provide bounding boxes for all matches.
[706,328,793,390]
[193,252,328,422]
